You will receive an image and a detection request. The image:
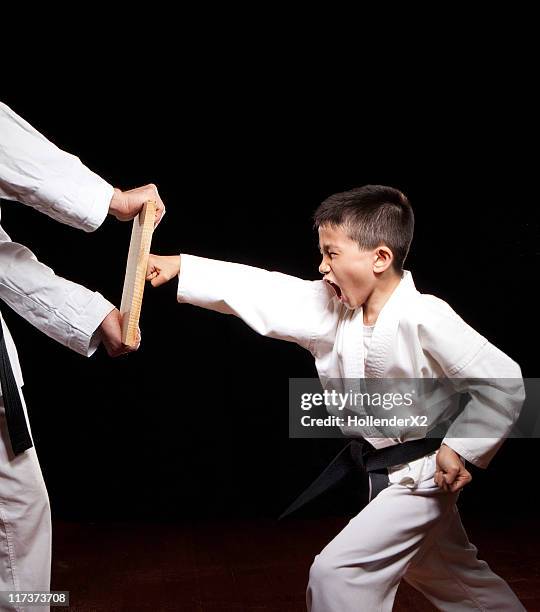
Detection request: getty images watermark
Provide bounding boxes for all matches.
[299,388,426,430]
[289,378,538,439]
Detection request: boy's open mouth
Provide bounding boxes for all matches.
[325,279,343,300]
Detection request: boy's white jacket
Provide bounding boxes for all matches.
[0,101,115,393]
[177,254,525,469]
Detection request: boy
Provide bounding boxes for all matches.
[146,185,525,610]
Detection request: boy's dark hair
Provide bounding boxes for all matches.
[313,185,414,273]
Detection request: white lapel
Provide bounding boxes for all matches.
[363,270,417,378]
[339,307,365,379]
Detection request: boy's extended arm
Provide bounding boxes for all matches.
[147,253,334,352]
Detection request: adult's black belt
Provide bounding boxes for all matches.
[0,315,33,455]
[279,435,444,519]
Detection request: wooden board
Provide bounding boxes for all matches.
[120,200,156,347]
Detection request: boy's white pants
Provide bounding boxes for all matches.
[307,467,525,611]
[0,395,52,612]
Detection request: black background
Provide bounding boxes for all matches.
[1,87,537,524]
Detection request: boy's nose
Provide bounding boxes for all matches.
[319,260,330,275]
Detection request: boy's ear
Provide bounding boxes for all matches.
[373,246,394,273]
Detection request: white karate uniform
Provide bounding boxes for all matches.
[0,102,114,609]
[175,254,526,611]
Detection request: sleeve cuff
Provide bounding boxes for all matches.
[177,253,191,303]
[34,157,114,233]
[81,178,114,232]
[176,254,212,305]
[441,438,489,468]
[62,292,115,357]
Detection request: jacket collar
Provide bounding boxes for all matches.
[362,270,418,377]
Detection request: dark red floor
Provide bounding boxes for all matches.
[52,516,538,611]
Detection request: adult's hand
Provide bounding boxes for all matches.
[108,184,166,227]
[99,309,140,357]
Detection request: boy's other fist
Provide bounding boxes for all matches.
[434,444,472,493]
[146,254,181,287]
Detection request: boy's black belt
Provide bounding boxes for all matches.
[0,316,33,455]
[278,435,443,519]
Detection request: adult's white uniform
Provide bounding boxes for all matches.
[0,102,114,610]
[175,254,526,611]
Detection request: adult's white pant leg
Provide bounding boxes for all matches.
[306,480,459,612]
[403,505,525,611]
[0,395,52,612]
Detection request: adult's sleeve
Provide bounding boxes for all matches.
[0,101,113,232]
[0,224,115,357]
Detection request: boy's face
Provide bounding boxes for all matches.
[318,224,379,309]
